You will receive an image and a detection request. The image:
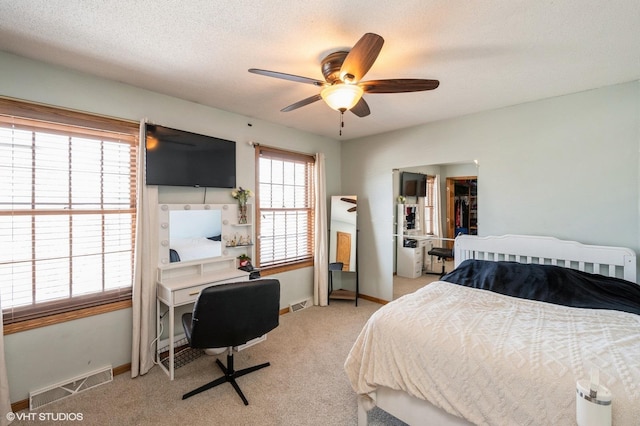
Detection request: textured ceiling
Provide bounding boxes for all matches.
[0,0,639,140]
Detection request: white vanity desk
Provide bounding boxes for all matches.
[156,257,253,380]
[155,203,257,380]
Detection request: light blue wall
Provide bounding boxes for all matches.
[342,81,640,301]
[2,48,639,403]
[0,51,342,403]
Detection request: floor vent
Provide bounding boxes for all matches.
[289,298,312,313]
[29,365,113,410]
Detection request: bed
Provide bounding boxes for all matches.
[169,236,222,262]
[345,234,640,425]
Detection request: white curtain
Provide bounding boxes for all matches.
[0,310,11,425]
[131,120,159,378]
[433,175,443,246]
[313,153,328,306]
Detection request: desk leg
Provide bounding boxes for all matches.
[169,305,175,380]
[156,299,161,366]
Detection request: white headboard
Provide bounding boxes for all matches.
[454,234,637,283]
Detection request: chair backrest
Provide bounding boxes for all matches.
[188,279,280,348]
[329,262,343,271]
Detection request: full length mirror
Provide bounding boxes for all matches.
[393,163,478,299]
[329,195,357,272]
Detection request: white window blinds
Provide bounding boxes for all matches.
[0,98,138,324]
[256,146,315,269]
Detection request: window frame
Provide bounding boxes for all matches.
[0,97,139,331]
[254,145,315,274]
[423,175,436,235]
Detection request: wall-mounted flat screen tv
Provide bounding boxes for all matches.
[400,172,427,197]
[145,124,236,188]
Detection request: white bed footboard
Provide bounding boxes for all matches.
[454,234,636,282]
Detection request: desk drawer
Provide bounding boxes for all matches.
[173,284,210,305]
[172,276,249,305]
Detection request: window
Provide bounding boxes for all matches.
[255,146,315,271]
[0,98,138,326]
[424,175,436,235]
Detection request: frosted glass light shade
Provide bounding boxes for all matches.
[321,84,364,111]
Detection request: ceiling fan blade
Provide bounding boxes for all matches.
[350,97,371,118]
[248,68,325,86]
[360,79,440,93]
[340,197,357,204]
[348,207,357,212]
[281,94,323,112]
[339,33,384,83]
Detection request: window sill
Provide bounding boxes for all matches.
[258,259,314,276]
[3,299,132,335]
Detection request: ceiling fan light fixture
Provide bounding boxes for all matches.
[320,84,364,112]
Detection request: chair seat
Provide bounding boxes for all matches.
[428,247,454,259]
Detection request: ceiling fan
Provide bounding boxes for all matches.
[341,197,357,212]
[248,33,440,120]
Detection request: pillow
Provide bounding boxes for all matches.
[441,259,640,315]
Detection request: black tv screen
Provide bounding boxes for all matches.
[401,172,426,197]
[145,124,236,188]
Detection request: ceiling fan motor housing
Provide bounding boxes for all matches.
[321,51,349,84]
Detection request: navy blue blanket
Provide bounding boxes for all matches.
[441,259,640,315]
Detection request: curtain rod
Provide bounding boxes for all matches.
[249,141,317,158]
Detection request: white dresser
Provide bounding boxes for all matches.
[396,204,437,278]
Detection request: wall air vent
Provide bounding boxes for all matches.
[29,365,113,410]
[289,298,312,313]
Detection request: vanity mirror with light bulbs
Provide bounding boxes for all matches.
[156,203,253,281]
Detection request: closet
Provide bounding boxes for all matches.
[446,177,477,243]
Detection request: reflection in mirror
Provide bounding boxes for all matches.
[392,163,478,300]
[169,209,222,262]
[158,204,234,266]
[329,196,357,272]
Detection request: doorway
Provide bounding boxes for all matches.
[445,176,477,248]
[335,231,352,271]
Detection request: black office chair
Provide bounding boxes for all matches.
[181,279,280,405]
[426,247,454,277]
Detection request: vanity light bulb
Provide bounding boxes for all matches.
[184,205,191,210]
[161,222,168,229]
[161,240,169,246]
[161,204,169,211]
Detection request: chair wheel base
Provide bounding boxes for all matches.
[182,353,270,405]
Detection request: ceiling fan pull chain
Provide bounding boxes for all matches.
[339,111,344,136]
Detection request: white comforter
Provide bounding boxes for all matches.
[345,281,640,425]
[170,237,221,262]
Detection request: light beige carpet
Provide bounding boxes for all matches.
[12,298,408,426]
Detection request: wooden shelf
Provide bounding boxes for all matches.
[329,289,357,300]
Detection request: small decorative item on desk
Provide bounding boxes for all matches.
[231,187,253,224]
[237,254,253,272]
[397,195,406,204]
